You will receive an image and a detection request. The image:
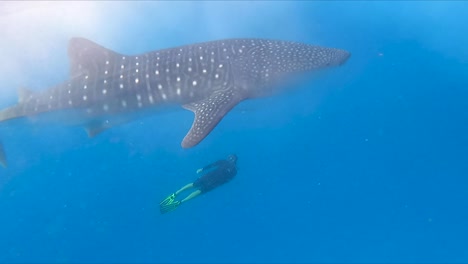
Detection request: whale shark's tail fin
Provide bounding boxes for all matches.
[0,86,32,123]
[0,105,22,123]
[0,142,7,168]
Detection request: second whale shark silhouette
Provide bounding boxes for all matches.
[0,38,350,167]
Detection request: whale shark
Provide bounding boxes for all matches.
[0,38,350,167]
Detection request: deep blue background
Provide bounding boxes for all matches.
[0,1,467,263]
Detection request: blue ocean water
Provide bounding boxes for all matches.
[0,1,467,263]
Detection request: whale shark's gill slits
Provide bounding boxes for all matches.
[152,52,167,102]
[148,53,162,103]
[133,55,149,109]
[142,54,156,106]
[179,47,192,94]
[172,50,184,100]
[144,54,151,92]
[163,52,172,99]
[218,47,235,88]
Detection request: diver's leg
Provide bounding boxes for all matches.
[181,190,202,203]
[160,183,193,206]
[175,183,194,195]
[160,188,201,214]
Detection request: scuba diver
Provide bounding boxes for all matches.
[159,154,238,214]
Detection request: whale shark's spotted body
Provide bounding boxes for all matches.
[0,38,350,167]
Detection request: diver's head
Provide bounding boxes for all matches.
[227,154,238,163]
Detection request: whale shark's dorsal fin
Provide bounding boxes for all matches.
[181,88,244,148]
[18,87,34,104]
[68,38,124,78]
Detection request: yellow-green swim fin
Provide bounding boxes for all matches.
[159,193,176,206]
[160,200,181,214]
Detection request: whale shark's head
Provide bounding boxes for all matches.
[232,39,350,97]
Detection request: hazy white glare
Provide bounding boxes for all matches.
[0,2,111,104]
[0,1,313,106]
[199,2,315,41]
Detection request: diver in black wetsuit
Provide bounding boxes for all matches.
[159,154,238,214]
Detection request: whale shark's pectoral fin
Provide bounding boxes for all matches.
[85,123,110,138]
[84,118,131,138]
[84,120,117,138]
[182,89,243,148]
[0,142,7,168]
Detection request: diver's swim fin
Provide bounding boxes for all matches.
[160,200,181,214]
[159,193,176,206]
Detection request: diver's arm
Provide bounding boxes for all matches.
[197,160,223,173]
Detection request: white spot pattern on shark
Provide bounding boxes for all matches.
[0,38,350,167]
